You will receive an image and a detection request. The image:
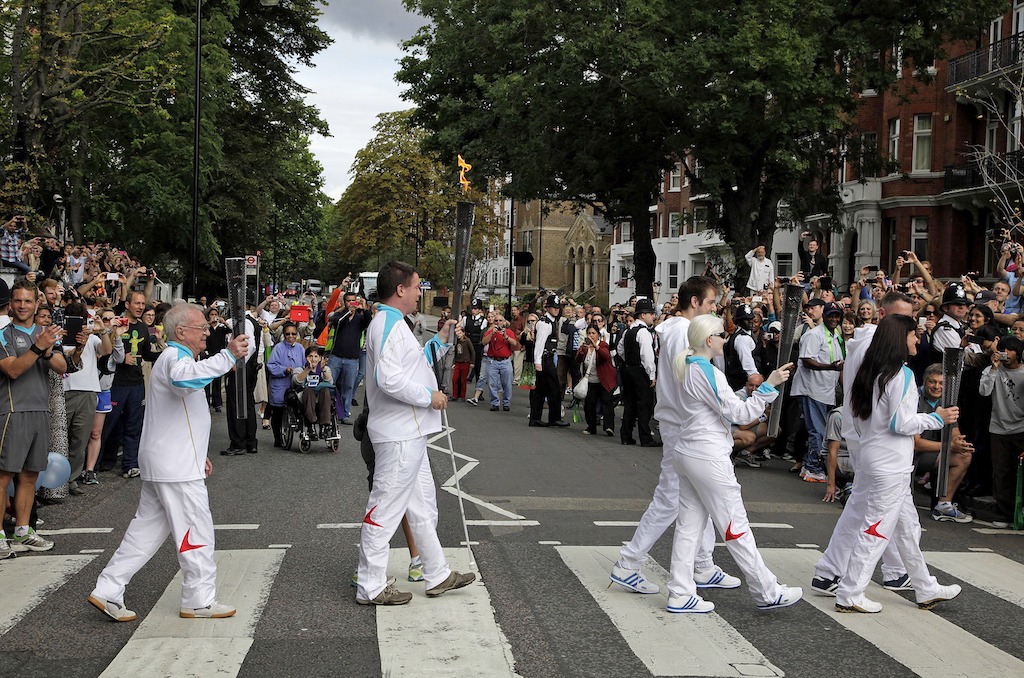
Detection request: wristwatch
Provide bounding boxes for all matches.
[29,344,45,357]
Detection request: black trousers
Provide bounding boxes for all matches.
[206,375,223,408]
[620,365,654,444]
[584,382,615,433]
[529,354,561,424]
[225,364,258,451]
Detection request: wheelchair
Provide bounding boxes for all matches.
[282,382,341,453]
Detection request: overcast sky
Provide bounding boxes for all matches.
[294,1,427,201]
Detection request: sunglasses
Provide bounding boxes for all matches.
[713,332,728,339]
[284,332,298,337]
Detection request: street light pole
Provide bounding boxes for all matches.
[190,0,279,301]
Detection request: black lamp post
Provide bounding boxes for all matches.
[190,0,279,300]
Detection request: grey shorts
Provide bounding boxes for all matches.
[0,411,51,473]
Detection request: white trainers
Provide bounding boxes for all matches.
[666,594,715,614]
[87,595,137,622]
[758,585,803,610]
[694,565,741,589]
[609,564,660,594]
[0,534,14,560]
[180,601,236,618]
[917,584,962,610]
[836,596,882,613]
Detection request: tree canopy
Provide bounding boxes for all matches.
[399,0,1004,292]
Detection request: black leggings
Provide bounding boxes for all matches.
[584,382,615,433]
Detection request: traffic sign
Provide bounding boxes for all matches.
[245,254,258,276]
[420,280,432,290]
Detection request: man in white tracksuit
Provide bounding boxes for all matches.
[812,293,913,595]
[356,261,475,606]
[88,303,249,622]
[611,276,741,594]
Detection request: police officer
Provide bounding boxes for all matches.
[530,295,570,427]
[932,283,969,361]
[724,304,764,391]
[462,300,487,383]
[619,298,659,446]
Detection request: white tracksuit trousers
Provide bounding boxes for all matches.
[92,480,217,609]
[619,427,715,572]
[667,455,782,604]
[815,479,907,583]
[357,436,451,601]
[834,472,940,607]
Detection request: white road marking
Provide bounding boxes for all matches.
[37,527,113,535]
[267,544,292,549]
[465,520,540,527]
[538,540,562,545]
[557,545,783,677]
[375,547,520,677]
[968,547,994,552]
[317,523,362,529]
[795,544,819,548]
[100,549,284,678]
[213,524,260,530]
[760,548,1024,678]
[80,548,105,554]
[440,486,528,520]
[0,554,95,635]
[594,521,793,529]
[924,551,1024,609]
[971,528,1024,535]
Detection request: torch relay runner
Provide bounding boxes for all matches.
[356,260,475,606]
[87,303,250,622]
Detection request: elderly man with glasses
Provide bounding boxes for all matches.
[88,303,249,622]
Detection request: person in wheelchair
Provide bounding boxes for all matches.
[292,345,335,440]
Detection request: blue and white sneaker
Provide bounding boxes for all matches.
[931,502,973,523]
[609,564,660,594]
[666,594,715,614]
[882,573,914,592]
[810,575,840,596]
[757,585,803,610]
[694,565,741,589]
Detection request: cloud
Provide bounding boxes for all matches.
[319,0,428,43]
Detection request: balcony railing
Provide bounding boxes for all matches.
[944,149,1024,192]
[948,34,1024,89]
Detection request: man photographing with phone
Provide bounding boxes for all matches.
[1,216,34,274]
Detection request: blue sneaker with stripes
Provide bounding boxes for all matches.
[757,585,803,610]
[694,565,741,589]
[609,564,660,594]
[666,594,715,614]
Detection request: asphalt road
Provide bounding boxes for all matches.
[3,387,1023,678]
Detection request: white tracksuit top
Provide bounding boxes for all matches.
[139,341,237,483]
[366,304,451,444]
[844,365,943,477]
[653,316,690,430]
[674,356,779,461]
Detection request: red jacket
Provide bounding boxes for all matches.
[576,341,616,393]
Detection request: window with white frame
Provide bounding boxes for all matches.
[912,114,932,172]
[669,212,681,238]
[991,16,1005,69]
[668,262,679,290]
[911,217,928,262]
[620,221,632,242]
[888,117,900,168]
[694,206,708,231]
[520,231,533,285]
[669,164,682,191]
[776,252,794,278]
[987,118,999,154]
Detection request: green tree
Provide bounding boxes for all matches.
[399,0,1003,293]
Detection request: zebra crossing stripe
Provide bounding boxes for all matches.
[376,547,520,677]
[0,554,96,636]
[99,549,284,678]
[923,551,1024,609]
[760,548,1024,678]
[556,545,783,677]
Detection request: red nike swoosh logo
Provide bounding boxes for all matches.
[363,505,383,528]
[864,520,888,540]
[179,528,206,553]
[725,521,746,541]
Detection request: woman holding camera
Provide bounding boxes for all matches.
[575,325,615,436]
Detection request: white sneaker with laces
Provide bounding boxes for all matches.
[694,565,741,589]
[758,585,803,610]
[609,564,660,594]
[836,596,882,613]
[180,601,236,618]
[87,595,137,622]
[917,584,962,610]
[0,534,15,560]
[666,594,715,614]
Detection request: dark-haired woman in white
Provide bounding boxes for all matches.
[665,314,802,613]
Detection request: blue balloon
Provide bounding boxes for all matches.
[38,453,72,490]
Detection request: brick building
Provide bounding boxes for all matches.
[512,200,580,299]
